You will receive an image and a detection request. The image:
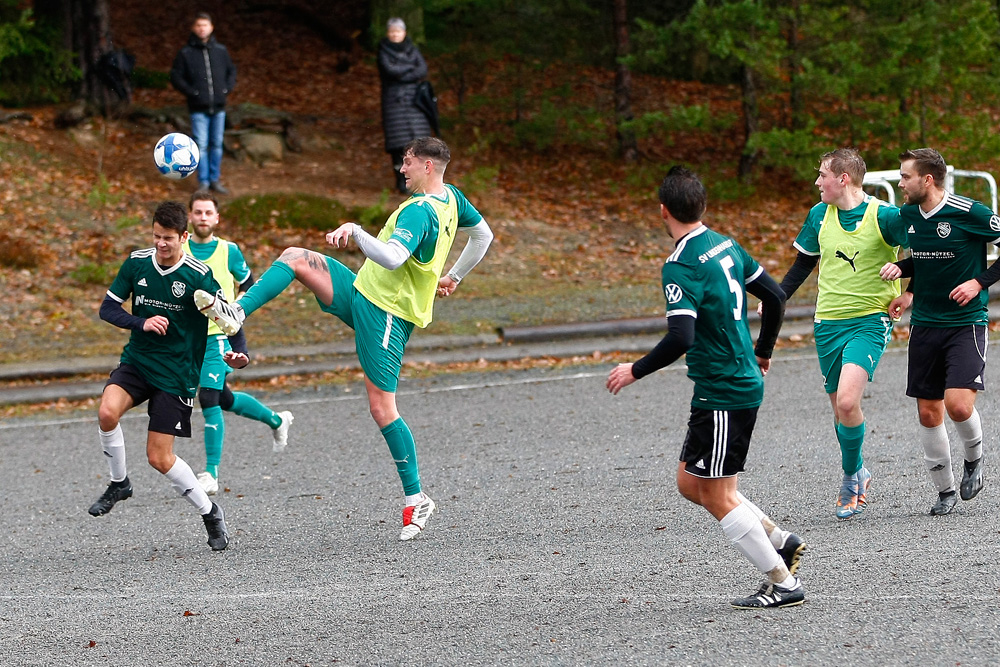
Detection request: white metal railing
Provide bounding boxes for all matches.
[863,165,999,259]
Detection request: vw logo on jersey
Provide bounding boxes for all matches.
[991,215,1000,232]
[664,283,684,304]
[172,281,186,298]
[936,222,951,238]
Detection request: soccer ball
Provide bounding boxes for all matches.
[153,132,200,179]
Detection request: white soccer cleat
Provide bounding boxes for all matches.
[196,471,219,496]
[194,289,245,336]
[272,411,294,453]
[399,495,436,541]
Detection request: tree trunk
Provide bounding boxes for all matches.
[737,64,759,181]
[34,0,118,113]
[612,0,638,163]
[786,1,804,131]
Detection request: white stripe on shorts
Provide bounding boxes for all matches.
[712,410,729,477]
[973,324,987,362]
[382,312,393,349]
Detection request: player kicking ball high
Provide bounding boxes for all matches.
[607,166,806,609]
[89,201,248,551]
[195,137,494,541]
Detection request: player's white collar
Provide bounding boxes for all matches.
[150,249,186,276]
[918,190,950,219]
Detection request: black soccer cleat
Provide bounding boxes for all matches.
[776,533,806,576]
[960,457,984,501]
[202,502,229,551]
[88,478,133,516]
[731,578,805,609]
[930,490,958,516]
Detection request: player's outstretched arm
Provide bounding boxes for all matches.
[326,223,358,250]
[331,223,412,270]
[608,314,695,395]
[438,220,494,298]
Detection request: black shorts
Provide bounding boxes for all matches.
[106,363,194,437]
[906,325,987,400]
[679,406,758,478]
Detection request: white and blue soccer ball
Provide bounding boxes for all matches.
[153,132,200,179]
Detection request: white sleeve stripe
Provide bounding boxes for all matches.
[668,309,697,318]
[792,241,819,256]
[106,291,124,303]
[746,265,764,282]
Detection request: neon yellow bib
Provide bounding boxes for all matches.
[354,194,459,328]
[816,198,900,320]
[183,237,234,336]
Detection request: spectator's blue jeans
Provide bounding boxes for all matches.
[190,110,226,186]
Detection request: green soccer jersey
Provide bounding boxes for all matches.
[902,193,1000,327]
[662,225,765,410]
[106,248,223,397]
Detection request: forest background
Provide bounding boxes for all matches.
[2,0,1000,370]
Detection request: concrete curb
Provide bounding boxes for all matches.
[9,294,1000,406]
[0,310,815,406]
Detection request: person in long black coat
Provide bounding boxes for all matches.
[378,18,433,193]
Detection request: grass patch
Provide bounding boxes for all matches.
[70,262,118,285]
[223,193,394,231]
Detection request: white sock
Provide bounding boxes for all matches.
[736,491,788,549]
[99,424,127,482]
[164,457,213,515]
[920,423,954,493]
[719,504,782,575]
[404,492,425,506]
[954,409,983,463]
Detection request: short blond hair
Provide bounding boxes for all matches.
[820,148,866,185]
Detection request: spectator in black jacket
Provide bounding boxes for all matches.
[170,13,237,195]
[378,18,433,193]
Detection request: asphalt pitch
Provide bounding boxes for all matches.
[2,344,1000,666]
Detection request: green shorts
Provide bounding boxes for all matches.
[199,334,233,391]
[316,256,414,393]
[814,313,893,394]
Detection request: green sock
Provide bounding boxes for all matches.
[203,405,224,477]
[837,421,866,476]
[380,417,421,495]
[229,391,281,428]
[239,260,296,317]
